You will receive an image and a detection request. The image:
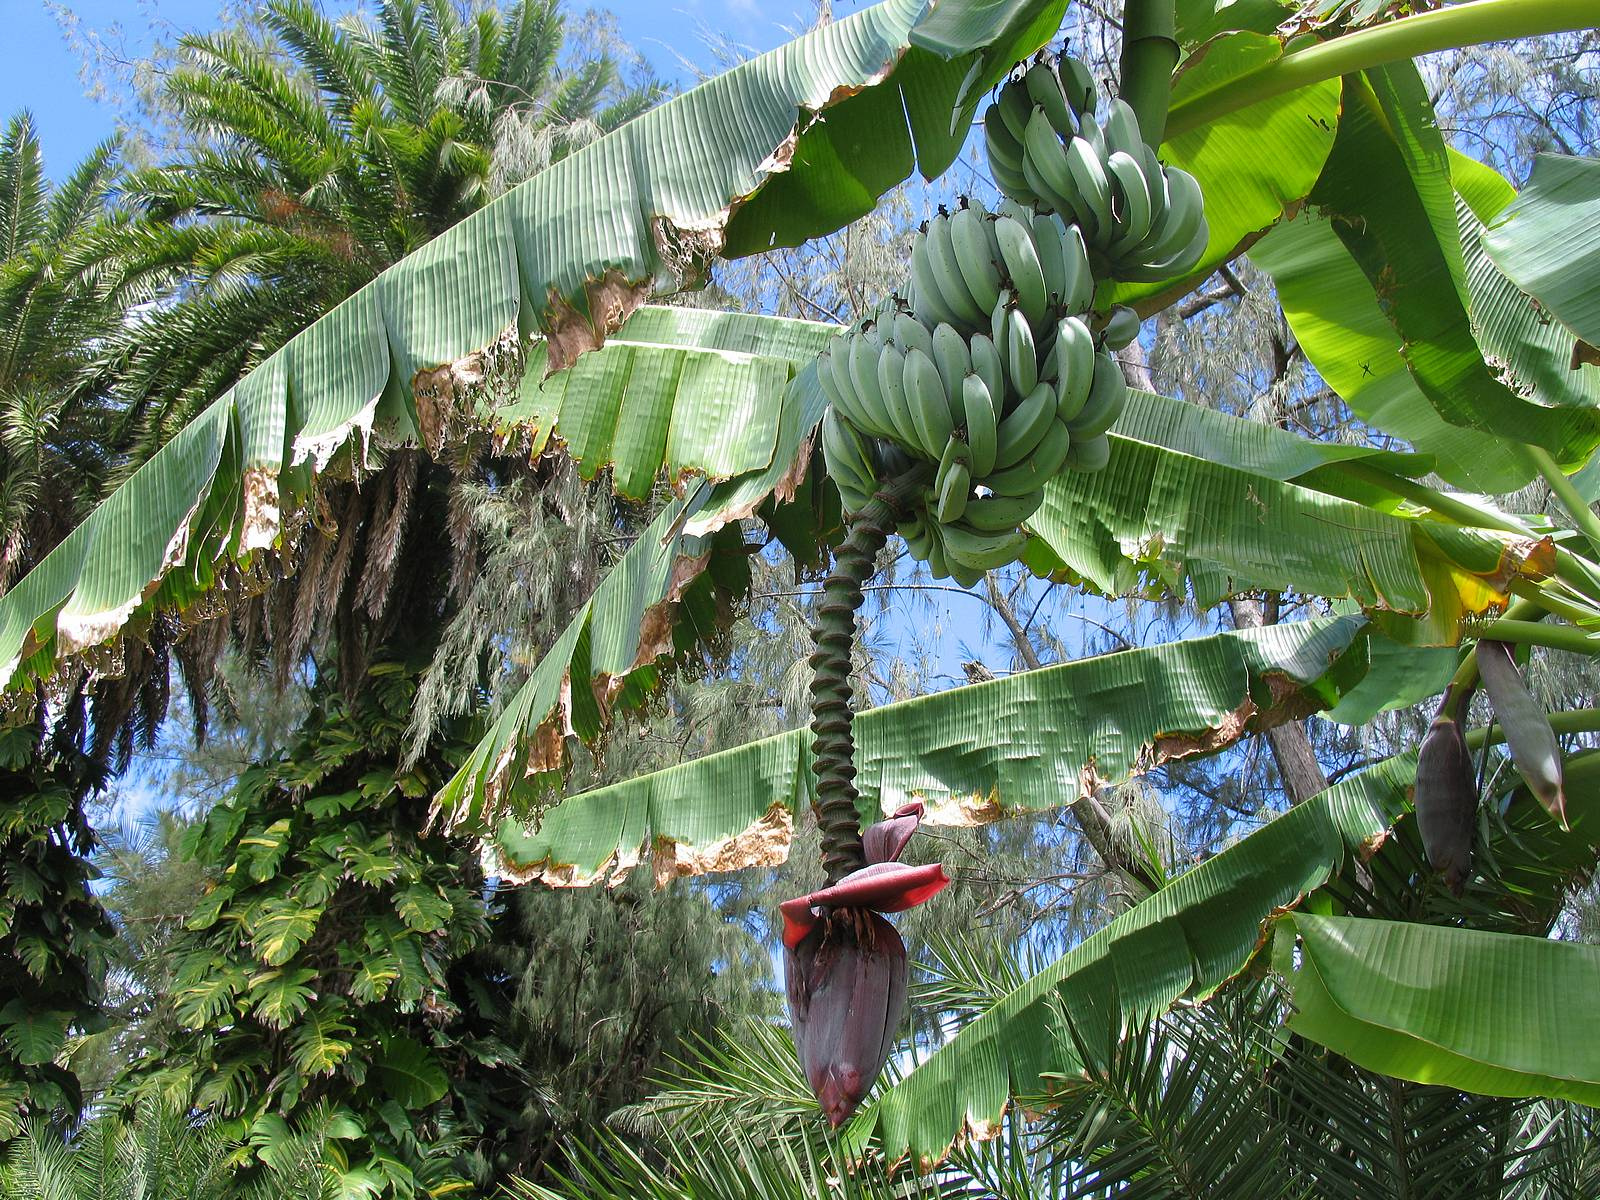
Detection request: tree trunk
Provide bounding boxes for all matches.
[1228,596,1328,804]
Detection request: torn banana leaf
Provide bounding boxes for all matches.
[845,754,1419,1169]
[1307,65,1600,462]
[478,615,1379,880]
[1276,914,1600,1106]
[1482,152,1600,356]
[0,0,1069,700]
[1026,390,1557,644]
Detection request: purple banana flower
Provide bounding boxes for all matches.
[782,802,949,1126]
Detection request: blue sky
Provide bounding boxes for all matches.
[4,0,872,172]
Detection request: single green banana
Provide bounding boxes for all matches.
[962,371,1000,477]
[930,322,973,421]
[993,380,1057,470]
[1051,315,1096,422]
[1057,55,1096,120]
[1025,59,1077,138]
[1064,135,1113,242]
[1103,99,1144,161]
[941,523,1030,572]
[821,408,877,506]
[1029,208,1071,309]
[984,105,1026,174]
[1100,305,1141,351]
[1022,149,1083,234]
[960,489,1045,533]
[985,417,1071,496]
[847,329,889,433]
[1005,305,1040,397]
[892,310,935,361]
[899,513,934,563]
[950,203,1004,317]
[823,339,874,434]
[947,559,986,588]
[1077,115,1107,165]
[1143,167,1205,264]
[994,78,1035,145]
[1065,351,1126,439]
[875,341,923,450]
[1060,221,1094,314]
[902,345,955,460]
[909,235,961,330]
[924,519,951,580]
[1104,150,1154,255]
[993,214,1049,329]
[926,210,987,327]
[968,332,1007,412]
[1064,431,1111,472]
[934,436,973,524]
[1023,108,1093,234]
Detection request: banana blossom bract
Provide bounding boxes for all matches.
[781,802,949,1125]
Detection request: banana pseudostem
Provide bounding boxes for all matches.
[809,468,927,884]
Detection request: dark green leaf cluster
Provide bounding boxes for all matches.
[0,724,115,1140]
[115,658,507,1195]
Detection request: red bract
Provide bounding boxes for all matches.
[782,801,949,1125]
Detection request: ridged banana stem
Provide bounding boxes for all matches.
[1118,0,1179,145]
[810,468,927,884]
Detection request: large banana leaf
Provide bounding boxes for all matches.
[0,0,1068,700]
[1249,198,1529,493]
[1309,65,1600,463]
[481,616,1382,882]
[1482,153,1600,354]
[845,754,1418,1168]
[1276,914,1600,1106]
[851,747,1600,1168]
[446,381,1551,830]
[1024,390,1556,644]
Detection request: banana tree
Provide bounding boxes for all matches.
[6,0,1600,1175]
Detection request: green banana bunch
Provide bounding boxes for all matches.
[986,52,1210,283]
[907,199,1005,336]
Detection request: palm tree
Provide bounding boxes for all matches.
[107,0,663,458]
[0,114,129,1140]
[0,113,121,592]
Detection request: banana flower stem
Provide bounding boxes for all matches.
[809,467,928,884]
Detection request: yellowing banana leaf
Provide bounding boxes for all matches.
[1482,153,1600,355]
[1310,65,1600,463]
[846,753,1418,1169]
[1114,31,1340,308]
[1276,914,1600,1106]
[1025,390,1556,643]
[481,616,1378,882]
[0,0,1067,701]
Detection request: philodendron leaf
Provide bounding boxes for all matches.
[1276,914,1600,1106]
[0,1000,70,1067]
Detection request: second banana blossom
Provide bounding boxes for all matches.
[781,802,949,1126]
